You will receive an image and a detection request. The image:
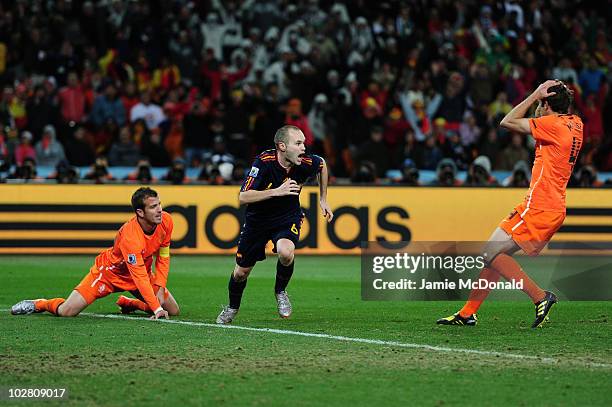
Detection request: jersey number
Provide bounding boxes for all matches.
[568,137,581,164]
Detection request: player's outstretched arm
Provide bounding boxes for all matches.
[317,159,333,222]
[500,79,559,134]
[238,179,300,204]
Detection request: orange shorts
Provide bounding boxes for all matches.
[499,202,565,256]
[75,266,167,305]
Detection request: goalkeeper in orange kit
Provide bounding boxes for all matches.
[10,187,179,320]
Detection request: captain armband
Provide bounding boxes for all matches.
[159,246,170,258]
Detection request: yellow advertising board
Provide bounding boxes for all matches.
[0,185,610,254]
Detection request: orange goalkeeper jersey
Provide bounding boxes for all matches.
[92,211,173,312]
[526,114,583,212]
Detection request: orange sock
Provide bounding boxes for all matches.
[490,253,545,303]
[119,296,151,313]
[34,298,65,315]
[131,299,151,312]
[458,267,500,317]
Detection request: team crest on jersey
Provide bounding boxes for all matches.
[249,166,259,177]
[98,283,106,294]
[127,254,137,265]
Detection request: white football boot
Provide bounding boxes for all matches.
[275,291,292,318]
[11,300,40,315]
[216,306,239,324]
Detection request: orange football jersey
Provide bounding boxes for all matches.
[91,211,173,312]
[526,114,583,212]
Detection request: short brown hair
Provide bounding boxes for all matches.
[545,82,573,114]
[131,187,158,212]
[274,125,301,147]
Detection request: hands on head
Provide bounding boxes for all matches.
[535,79,562,100]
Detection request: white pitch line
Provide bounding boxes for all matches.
[4,309,610,368]
[79,312,559,365]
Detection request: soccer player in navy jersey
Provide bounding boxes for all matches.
[216,125,333,324]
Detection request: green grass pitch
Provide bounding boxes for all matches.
[1,255,611,406]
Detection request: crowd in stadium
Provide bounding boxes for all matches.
[0,0,610,186]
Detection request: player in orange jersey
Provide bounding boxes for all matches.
[437,80,583,328]
[10,187,179,320]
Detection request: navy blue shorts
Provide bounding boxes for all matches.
[236,220,301,268]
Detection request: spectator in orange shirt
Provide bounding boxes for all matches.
[11,187,179,320]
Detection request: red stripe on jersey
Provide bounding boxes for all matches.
[243,177,254,191]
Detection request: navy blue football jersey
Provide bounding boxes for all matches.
[240,149,323,226]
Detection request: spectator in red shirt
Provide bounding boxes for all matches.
[383,107,411,153]
[200,49,251,101]
[360,81,387,118]
[14,131,36,166]
[58,72,86,125]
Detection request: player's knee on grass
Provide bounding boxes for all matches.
[58,290,88,317]
[57,302,82,317]
[164,302,180,316]
[163,295,180,316]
